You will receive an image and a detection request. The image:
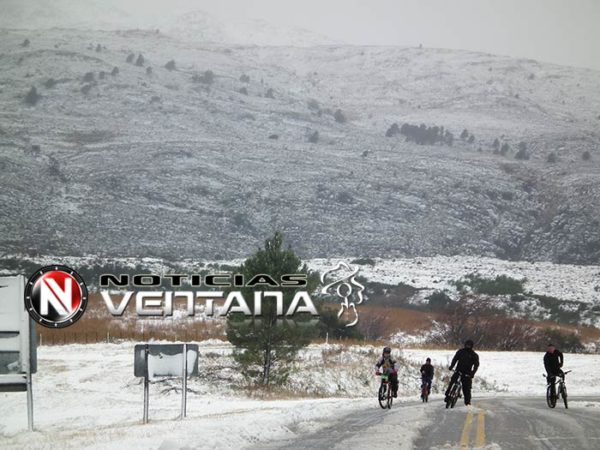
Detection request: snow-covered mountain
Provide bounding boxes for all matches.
[0,24,599,263]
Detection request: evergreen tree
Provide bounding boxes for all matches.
[226,232,319,386]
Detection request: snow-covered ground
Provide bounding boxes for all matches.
[309,256,600,304]
[3,254,600,303]
[2,341,599,448]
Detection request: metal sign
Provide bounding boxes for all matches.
[0,275,38,430]
[134,343,199,423]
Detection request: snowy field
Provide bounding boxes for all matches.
[4,254,599,303]
[309,256,600,304]
[2,342,600,449]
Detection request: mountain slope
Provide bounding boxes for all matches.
[0,28,599,262]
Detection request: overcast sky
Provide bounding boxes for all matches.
[198,0,599,69]
[5,0,600,69]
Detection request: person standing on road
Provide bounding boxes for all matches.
[543,343,564,398]
[445,339,479,406]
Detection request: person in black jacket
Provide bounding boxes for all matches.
[420,357,434,398]
[544,343,564,398]
[445,339,479,406]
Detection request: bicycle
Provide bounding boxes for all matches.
[376,370,394,409]
[545,370,570,409]
[445,371,467,409]
[421,377,431,403]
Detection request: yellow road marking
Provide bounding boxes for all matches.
[459,411,474,449]
[475,409,486,448]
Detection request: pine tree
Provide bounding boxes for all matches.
[226,232,319,386]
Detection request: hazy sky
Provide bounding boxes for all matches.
[5,0,600,69]
[197,0,600,69]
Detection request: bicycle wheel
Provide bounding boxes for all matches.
[451,383,461,408]
[546,385,556,408]
[445,383,455,409]
[387,388,393,409]
[561,383,568,409]
[378,384,388,409]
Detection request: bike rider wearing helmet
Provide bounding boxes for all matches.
[445,339,479,406]
[420,357,434,398]
[375,346,398,398]
[544,343,564,398]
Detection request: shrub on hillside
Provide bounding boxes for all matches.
[454,273,526,296]
[44,78,57,88]
[265,88,275,98]
[83,72,95,82]
[126,53,135,63]
[111,66,119,76]
[24,86,41,105]
[582,150,591,161]
[308,130,319,143]
[165,60,176,71]
[547,152,557,163]
[334,109,346,123]
[515,147,529,160]
[240,74,250,83]
[386,123,400,137]
[135,54,144,66]
[192,70,214,84]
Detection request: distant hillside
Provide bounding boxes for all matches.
[0,27,599,263]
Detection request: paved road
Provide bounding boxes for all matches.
[259,396,600,449]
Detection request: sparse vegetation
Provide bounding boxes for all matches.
[135,54,144,66]
[81,84,92,95]
[582,150,591,161]
[547,152,557,163]
[308,130,319,143]
[146,67,152,75]
[238,87,248,95]
[83,72,95,83]
[240,74,250,83]
[22,38,30,47]
[126,53,135,63]
[111,66,119,76]
[265,88,275,99]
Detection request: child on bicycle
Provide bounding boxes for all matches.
[420,357,434,397]
[374,346,398,397]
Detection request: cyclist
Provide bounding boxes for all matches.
[544,343,564,398]
[445,339,479,406]
[420,357,434,398]
[374,346,398,398]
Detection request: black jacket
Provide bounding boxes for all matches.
[449,348,479,376]
[420,363,434,379]
[544,349,564,375]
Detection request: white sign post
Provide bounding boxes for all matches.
[134,343,198,423]
[0,275,37,431]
